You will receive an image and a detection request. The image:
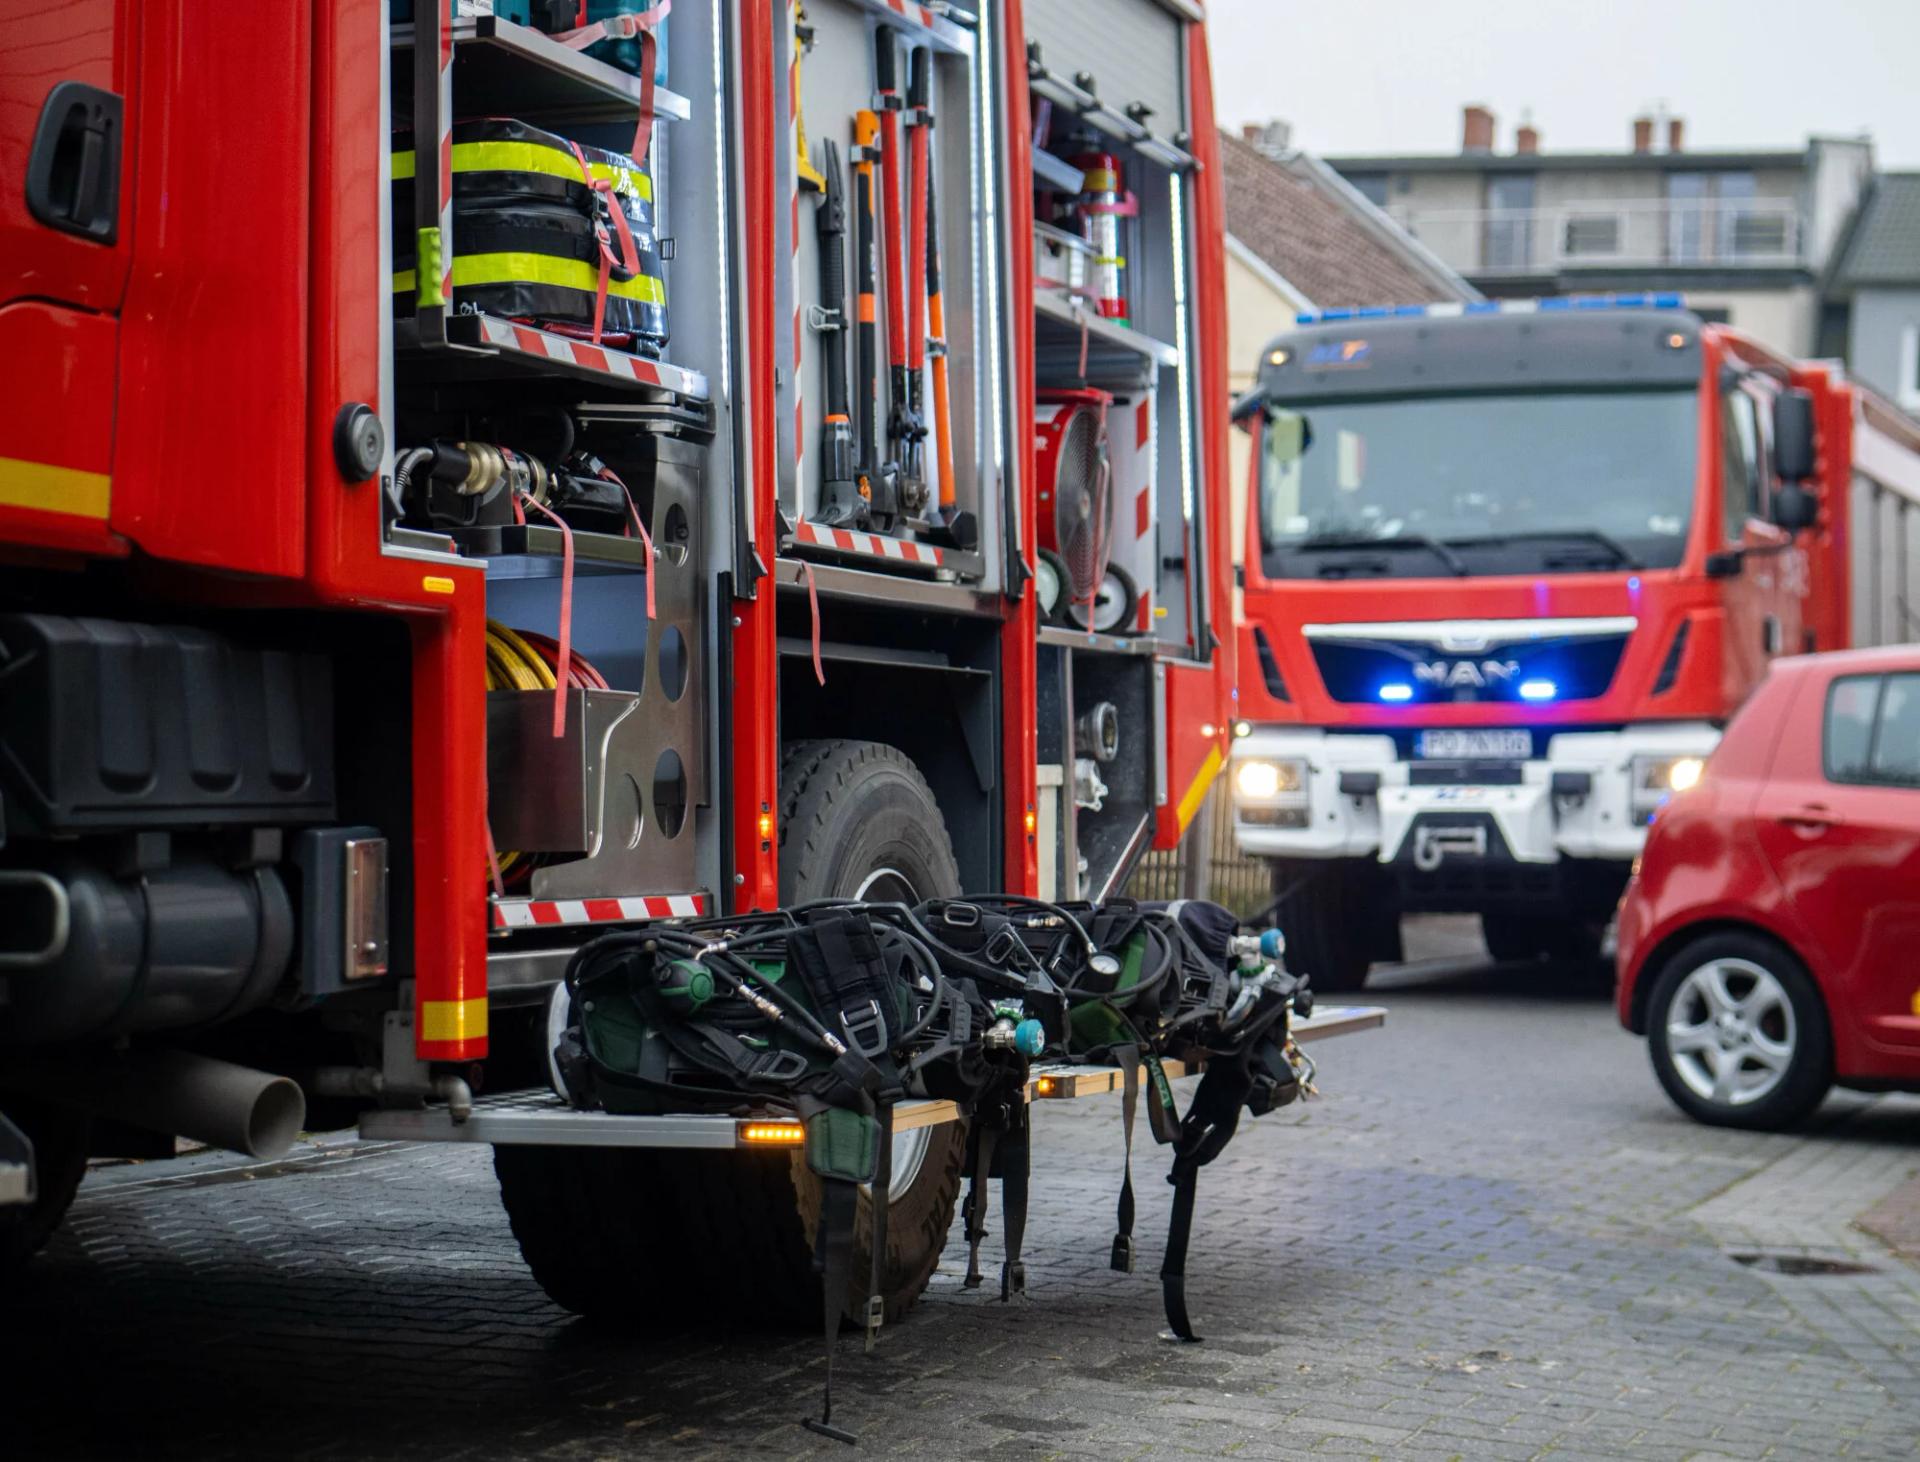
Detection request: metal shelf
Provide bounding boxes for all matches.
[1035,289,1178,386]
[398,313,712,402]
[392,16,692,125]
[1037,623,1161,656]
[442,523,652,578]
[1027,66,1194,172]
[356,1006,1386,1150]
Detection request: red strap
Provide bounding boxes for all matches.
[566,139,642,347]
[518,493,577,738]
[1083,191,1141,218]
[555,2,668,163]
[907,120,929,373]
[1037,275,1098,377]
[604,465,658,622]
[484,813,507,899]
[801,562,825,686]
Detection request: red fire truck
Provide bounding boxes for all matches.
[0,0,1238,1327]
[1229,296,1920,989]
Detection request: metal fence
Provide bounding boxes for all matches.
[1124,777,1272,919]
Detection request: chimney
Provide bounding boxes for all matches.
[1632,115,1655,154]
[1461,104,1495,154]
[1241,119,1292,159]
[1515,121,1540,155]
[1667,117,1685,153]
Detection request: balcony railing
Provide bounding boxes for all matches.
[1388,198,1804,276]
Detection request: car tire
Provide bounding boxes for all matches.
[1272,860,1377,993]
[1645,931,1832,1130]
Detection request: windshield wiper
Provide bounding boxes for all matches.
[1444,530,1642,570]
[1294,533,1469,576]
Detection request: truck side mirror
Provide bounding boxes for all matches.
[1771,388,1816,483]
[1772,483,1818,533]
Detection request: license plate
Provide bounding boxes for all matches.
[1416,729,1532,760]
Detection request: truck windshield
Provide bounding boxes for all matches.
[1257,388,1699,578]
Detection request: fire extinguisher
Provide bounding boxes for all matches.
[1069,149,1133,324]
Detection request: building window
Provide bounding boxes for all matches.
[1562,214,1620,258]
[1900,325,1920,411]
[1667,171,1783,262]
[1483,174,1535,270]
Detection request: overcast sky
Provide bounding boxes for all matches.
[1207,0,1920,168]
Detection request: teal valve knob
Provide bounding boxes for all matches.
[1014,1018,1046,1057]
[1259,928,1287,962]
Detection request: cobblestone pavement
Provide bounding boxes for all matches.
[8,918,1920,1461]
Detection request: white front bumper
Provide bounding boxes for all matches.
[1229,722,1720,865]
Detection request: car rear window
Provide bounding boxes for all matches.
[1824,672,1920,787]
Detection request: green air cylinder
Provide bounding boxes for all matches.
[657,958,714,1012]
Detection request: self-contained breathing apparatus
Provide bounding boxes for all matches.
[550,894,1313,1443]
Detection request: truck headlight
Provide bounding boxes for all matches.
[1235,758,1304,801]
[1631,754,1706,823]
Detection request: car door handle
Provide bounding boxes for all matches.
[1776,804,1840,832]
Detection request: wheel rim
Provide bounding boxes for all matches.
[854,865,918,905]
[1665,956,1798,1107]
[849,863,928,1194]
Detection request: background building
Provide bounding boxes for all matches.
[1321,106,1874,358]
[1821,173,1920,413]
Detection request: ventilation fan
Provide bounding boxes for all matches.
[1035,389,1136,632]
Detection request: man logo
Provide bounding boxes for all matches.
[1414,659,1520,689]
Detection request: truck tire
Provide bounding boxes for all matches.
[497,739,968,1331]
[778,738,963,908]
[1481,913,1605,966]
[0,1100,90,1280]
[1271,860,1377,993]
[778,738,967,1322]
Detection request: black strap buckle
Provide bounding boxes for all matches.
[839,998,889,1057]
[745,1049,811,1084]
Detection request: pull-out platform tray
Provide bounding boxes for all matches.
[358,1005,1385,1150]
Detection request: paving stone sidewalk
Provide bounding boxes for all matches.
[6,917,1920,1461]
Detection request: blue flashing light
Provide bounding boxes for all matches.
[1378,682,1415,703]
[1627,575,1642,592]
[1292,292,1688,327]
[1518,679,1558,702]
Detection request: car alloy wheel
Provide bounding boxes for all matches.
[1663,956,1797,1107]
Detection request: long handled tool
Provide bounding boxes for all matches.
[874,28,926,516]
[851,110,899,532]
[811,139,862,526]
[909,48,977,553]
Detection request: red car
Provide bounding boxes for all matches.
[1618,645,1920,1129]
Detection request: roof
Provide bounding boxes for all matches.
[1321,149,1808,177]
[1831,174,1920,287]
[1218,131,1479,311]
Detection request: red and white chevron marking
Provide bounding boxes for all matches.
[879,0,938,27]
[795,520,944,564]
[476,316,706,397]
[491,892,707,931]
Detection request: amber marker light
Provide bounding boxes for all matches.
[738,1121,806,1145]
